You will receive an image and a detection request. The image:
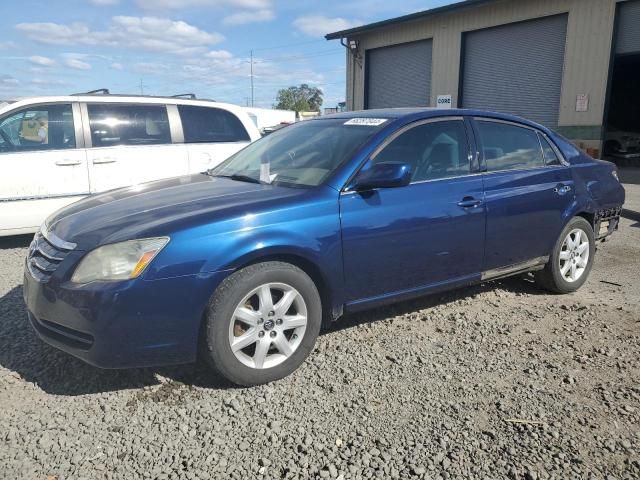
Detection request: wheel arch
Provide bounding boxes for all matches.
[200,245,340,335]
[575,211,596,231]
[236,251,338,329]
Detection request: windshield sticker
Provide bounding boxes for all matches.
[344,118,388,126]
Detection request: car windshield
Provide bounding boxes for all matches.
[209,117,388,187]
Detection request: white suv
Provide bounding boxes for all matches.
[0,92,261,236]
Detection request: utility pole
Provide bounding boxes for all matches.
[250,50,254,107]
[139,78,144,95]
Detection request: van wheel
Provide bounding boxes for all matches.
[203,261,321,386]
[535,217,595,294]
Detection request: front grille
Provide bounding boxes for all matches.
[27,231,74,282]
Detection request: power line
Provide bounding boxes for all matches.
[255,50,342,63]
[251,39,327,52]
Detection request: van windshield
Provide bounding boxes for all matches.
[208,118,387,187]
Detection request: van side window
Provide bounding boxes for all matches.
[87,104,171,147]
[370,120,470,182]
[0,104,75,153]
[538,133,562,166]
[476,120,544,171]
[178,105,250,143]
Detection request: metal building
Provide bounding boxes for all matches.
[326,0,640,158]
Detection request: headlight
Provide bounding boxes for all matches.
[71,237,169,284]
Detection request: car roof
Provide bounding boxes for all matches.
[0,94,250,117]
[322,107,551,132]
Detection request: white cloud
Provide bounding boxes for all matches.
[131,62,169,74]
[135,0,270,8]
[29,55,56,67]
[0,74,19,87]
[223,9,274,26]
[110,62,124,70]
[177,49,325,93]
[29,78,69,88]
[89,0,119,4]
[16,16,224,55]
[293,15,362,37]
[64,58,92,70]
[206,50,234,59]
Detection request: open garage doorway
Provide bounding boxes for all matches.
[603,1,640,166]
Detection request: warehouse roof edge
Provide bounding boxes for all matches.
[325,0,498,39]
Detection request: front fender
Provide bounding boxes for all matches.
[143,188,345,312]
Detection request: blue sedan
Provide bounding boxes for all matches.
[23,109,625,385]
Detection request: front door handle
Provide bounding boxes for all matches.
[55,159,81,166]
[457,197,483,208]
[554,184,572,195]
[92,157,117,164]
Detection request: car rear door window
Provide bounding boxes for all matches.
[178,105,250,143]
[370,120,470,182]
[538,133,562,166]
[476,120,544,171]
[0,104,75,153]
[87,104,171,147]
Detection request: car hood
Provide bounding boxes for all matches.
[46,174,307,250]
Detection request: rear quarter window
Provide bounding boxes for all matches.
[178,105,250,143]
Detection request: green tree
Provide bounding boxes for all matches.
[275,84,323,112]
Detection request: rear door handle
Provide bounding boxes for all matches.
[554,184,572,195]
[55,159,81,166]
[457,197,483,208]
[92,157,117,164]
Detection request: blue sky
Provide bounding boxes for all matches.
[0,0,451,108]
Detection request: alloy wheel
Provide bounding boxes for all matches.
[228,282,308,369]
[559,228,590,283]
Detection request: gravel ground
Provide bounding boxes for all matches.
[1,183,639,480]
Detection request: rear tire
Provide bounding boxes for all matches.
[203,261,321,386]
[535,216,595,293]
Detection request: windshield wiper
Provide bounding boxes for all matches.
[209,173,266,185]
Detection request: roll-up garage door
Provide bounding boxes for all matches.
[365,40,432,109]
[616,0,640,55]
[461,15,568,127]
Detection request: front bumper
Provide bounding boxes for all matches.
[23,265,231,369]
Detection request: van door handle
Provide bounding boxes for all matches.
[55,159,81,166]
[92,157,117,164]
[457,197,483,208]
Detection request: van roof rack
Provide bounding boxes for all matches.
[72,88,110,95]
[171,93,196,99]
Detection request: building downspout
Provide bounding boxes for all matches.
[340,38,359,111]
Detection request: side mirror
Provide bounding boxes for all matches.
[353,162,412,190]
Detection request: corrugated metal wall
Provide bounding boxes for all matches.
[461,15,568,127]
[616,0,640,54]
[344,0,618,139]
[366,40,432,109]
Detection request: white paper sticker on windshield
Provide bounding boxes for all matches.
[344,118,388,126]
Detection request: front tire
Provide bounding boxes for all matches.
[535,216,595,293]
[203,261,321,386]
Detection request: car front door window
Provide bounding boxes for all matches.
[366,120,471,182]
[0,104,76,153]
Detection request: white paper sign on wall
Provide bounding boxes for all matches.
[576,94,589,112]
[436,95,453,109]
